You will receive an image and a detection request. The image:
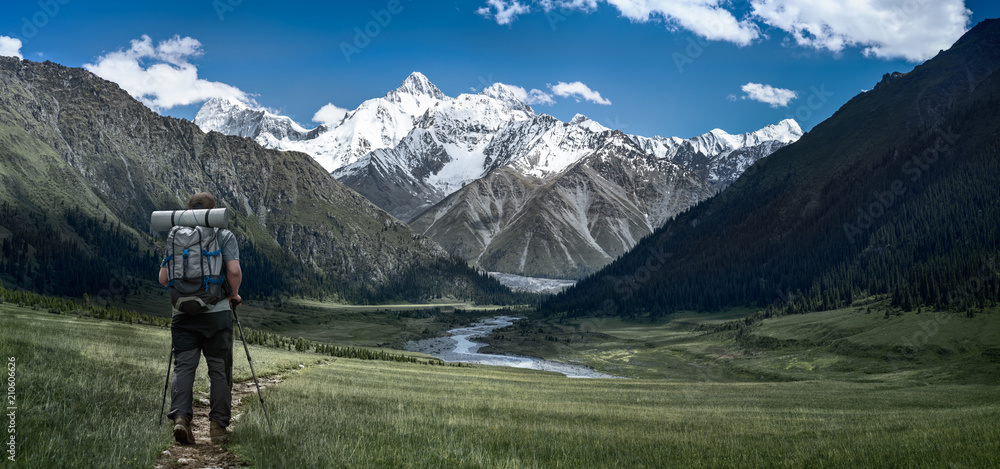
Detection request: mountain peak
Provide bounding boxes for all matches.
[754,118,803,143]
[200,96,252,113]
[569,114,611,133]
[706,128,732,138]
[195,96,312,140]
[874,71,906,90]
[479,83,534,114]
[396,71,446,100]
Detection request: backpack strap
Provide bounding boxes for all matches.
[195,227,203,282]
[201,227,222,292]
[164,226,181,289]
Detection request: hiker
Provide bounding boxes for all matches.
[158,192,242,444]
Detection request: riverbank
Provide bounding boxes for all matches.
[404,316,621,378]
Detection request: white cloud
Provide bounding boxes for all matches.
[525,88,556,106]
[550,81,612,105]
[739,82,797,107]
[539,0,598,12]
[481,0,970,62]
[487,0,760,45]
[83,35,251,111]
[476,0,532,25]
[750,0,971,62]
[505,84,556,106]
[313,103,349,124]
[0,36,23,59]
[603,0,760,46]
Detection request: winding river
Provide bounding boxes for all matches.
[404,316,621,378]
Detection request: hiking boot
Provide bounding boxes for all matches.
[210,420,230,442]
[173,416,195,445]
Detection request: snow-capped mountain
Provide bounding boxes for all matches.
[195,96,319,142]
[410,131,716,279]
[632,119,802,188]
[479,83,535,115]
[195,72,802,278]
[197,72,448,172]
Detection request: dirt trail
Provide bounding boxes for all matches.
[153,374,283,469]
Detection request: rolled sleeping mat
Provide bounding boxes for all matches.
[150,208,230,231]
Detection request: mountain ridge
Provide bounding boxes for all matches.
[198,82,801,278]
[543,18,1000,314]
[196,75,801,222]
[0,58,515,303]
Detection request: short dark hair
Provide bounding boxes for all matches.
[187,192,217,210]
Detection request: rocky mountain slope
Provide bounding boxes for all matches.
[544,18,1000,315]
[0,57,510,302]
[409,120,800,278]
[410,131,715,278]
[197,75,801,278]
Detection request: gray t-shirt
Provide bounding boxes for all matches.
[217,228,239,264]
[165,228,240,315]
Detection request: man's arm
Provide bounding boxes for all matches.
[158,267,168,287]
[226,259,242,306]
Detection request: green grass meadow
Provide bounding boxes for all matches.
[485,306,1000,384]
[2,302,999,467]
[233,360,999,468]
[0,303,320,468]
[100,286,511,349]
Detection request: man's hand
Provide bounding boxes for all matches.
[229,294,242,310]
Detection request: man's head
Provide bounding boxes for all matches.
[188,192,217,210]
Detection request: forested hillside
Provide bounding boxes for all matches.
[544,19,1000,317]
[0,58,522,305]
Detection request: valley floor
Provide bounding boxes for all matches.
[2,299,998,467]
[231,358,1000,468]
[479,304,1000,385]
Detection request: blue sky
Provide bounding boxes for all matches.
[2,0,998,138]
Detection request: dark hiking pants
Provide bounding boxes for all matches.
[167,310,234,428]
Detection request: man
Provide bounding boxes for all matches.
[158,192,243,444]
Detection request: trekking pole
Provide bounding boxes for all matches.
[232,301,274,434]
[159,347,173,425]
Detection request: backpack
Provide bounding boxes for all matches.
[163,226,227,314]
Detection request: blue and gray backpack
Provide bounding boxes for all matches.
[163,226,226,314]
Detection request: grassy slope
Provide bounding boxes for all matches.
[233,359,1000,468]
[4,301,999,467]
[2,57,516,305]
[240,299,507,346]
[0,303,320,468]
[483,306,1000,384]
[101,286,513,348]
